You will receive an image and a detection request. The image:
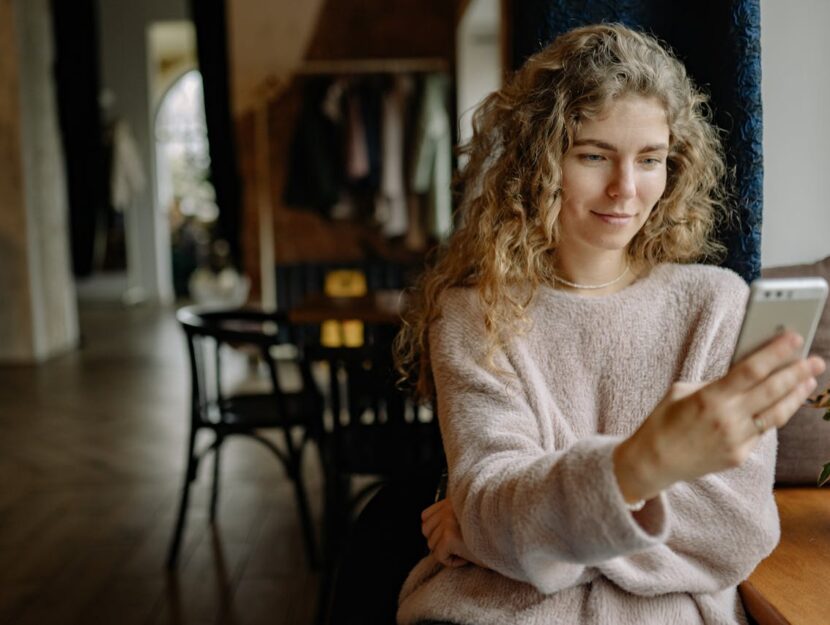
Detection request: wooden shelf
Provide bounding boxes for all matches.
[296,57,449,75]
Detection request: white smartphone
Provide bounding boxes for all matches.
[731,277,829,365]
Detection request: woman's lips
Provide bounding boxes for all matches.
[591,211,635,225]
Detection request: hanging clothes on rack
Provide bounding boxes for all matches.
[358,77,382,191]
[375,74,414,238]
[283,65,453,248]
[340,79,383,222]
[283,78,343,216]
[410,73,453,241]
[323,78,358,220]
[345,89,370,181]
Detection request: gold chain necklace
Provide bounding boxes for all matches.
[553,263,630,290]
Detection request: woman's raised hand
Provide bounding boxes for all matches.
[614,331,826,504]
[421,497,484,568]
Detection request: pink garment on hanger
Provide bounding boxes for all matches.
[345,92,370,180]
[375,75,413,237]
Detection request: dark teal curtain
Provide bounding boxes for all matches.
[510,0,763,283]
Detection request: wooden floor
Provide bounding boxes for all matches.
[0,304,323,625]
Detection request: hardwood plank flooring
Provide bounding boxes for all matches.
[0,305,323,625]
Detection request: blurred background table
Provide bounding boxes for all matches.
[287,289,408,325]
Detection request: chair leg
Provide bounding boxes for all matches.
[315,560,337,625]
[290,458,320,570]
[332,473,352,547]
[318,446,350,563]
[210,436,222,523]
[166,428,199,569]
[315,471,349,625]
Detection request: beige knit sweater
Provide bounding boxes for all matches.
[398,264,780,625]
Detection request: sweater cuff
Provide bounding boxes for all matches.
[517,436,670,594]
[606,440,668,539]
[556,436,670,559]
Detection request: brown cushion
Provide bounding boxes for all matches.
[761,256,830,485]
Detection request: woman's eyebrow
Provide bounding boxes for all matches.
[572,138,669,153]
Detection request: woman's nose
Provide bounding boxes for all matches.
[607,164,637,200]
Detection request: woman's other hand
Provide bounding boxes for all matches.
[421,497,484,568]
[614,331,826,503]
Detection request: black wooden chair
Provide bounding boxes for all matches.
[305,330,443,529]
[166,306,324,569]
[302,325,445,624]
[325,474,439,625]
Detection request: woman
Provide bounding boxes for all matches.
[392,23,825,625]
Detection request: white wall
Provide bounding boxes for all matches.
[17,0,79,358]
[456,0,502,165]
[0,0,79,362]
[148,21,197,107]
[761,0,830,267]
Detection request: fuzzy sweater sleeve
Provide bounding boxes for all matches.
[599,275,781,596]
[431,290,670,594]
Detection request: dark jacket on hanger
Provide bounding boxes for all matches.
[284,78,343,215]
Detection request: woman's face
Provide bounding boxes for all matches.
[557,95,670,257]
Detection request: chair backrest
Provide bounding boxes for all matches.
[303,329,443,479]
[177,306,316,426]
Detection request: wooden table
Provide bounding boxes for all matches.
[287,289,407,325]
[742,488,830,624]
[287,289,408,425]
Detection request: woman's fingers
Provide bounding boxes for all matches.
[635,338,823,489]
[741,356,823,417]
[718,332,803,395]
[749,377,817,436]
[422,498,482,568]
[669,381,707,401]
[430,528,459,566]
[426,525,443,552]
[432,530,474,567]
[421,509,443,537]
[421,498,454,537]
[420,499,444,522]
[705,330,825,441]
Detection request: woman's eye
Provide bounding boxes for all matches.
[641,157,664,167]
[579,154,605,163]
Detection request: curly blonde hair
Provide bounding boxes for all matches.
[395,23,731,402]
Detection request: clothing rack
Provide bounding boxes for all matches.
[251,57,450,308]
[295,57,449,75]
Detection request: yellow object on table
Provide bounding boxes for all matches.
[321,270,367,347]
